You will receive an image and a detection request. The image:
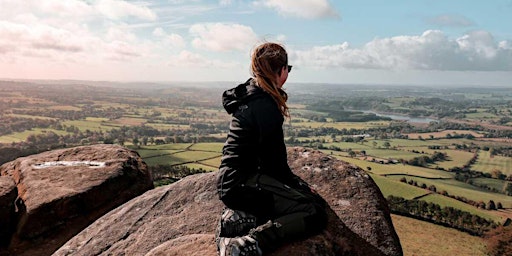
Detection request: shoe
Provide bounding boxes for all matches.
[216,208,257,238]
[217,235,263,256]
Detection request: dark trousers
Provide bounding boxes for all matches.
[221,174,327,252]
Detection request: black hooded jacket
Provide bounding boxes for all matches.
[217,78,294,199]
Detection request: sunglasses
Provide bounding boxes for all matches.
[287,65,293,73]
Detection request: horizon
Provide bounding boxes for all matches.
[1,0,511,86]
[3,77,511,90]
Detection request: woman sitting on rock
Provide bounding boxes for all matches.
[216,42,327,256]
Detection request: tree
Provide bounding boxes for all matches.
[487,200,496,210]
[383,141,391,149]
[503,182,512,196]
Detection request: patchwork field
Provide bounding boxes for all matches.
[392,214,487,256]
[473,151,512,175]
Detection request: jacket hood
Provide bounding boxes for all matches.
[222,78,266,114]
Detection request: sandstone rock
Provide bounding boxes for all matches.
[0,176,17,247]
[54,147,402,256]
[0,144,153,256]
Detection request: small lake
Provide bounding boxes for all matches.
[361,110,438,124]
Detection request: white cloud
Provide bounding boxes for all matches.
[165,34,185,48]
[168,50,237,68]
[151,27,185,48]
[153,27,166,37]
[293,30,512,71]
[0,21,86,54]
[253,0,339,19]
[190,23,258,52]
[94,0,157,20]
[106,41,141,61]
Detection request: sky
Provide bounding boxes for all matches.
[1,0,511,86]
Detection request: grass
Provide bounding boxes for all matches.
[141,143,192,150]
[471,177,509,193]
[369,173,431,200]
[291,121,389,129]
[141,149,220,166]
[189,142,224,152]
[420,194,501,222]
[386,175,512,209]
[405,130,485,139]
[0,128,69,143]
[473,150,512,175]
[426,149,474,170]
[61,120,115,132]
[198,156,222,168]
[137,149,183,158]
[6,114,57,120]
[333,155,453,178]
[392,214,488,256]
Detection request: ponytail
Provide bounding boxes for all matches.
[251,43,290,117]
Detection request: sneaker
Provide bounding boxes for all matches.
[217,235,263,256]
[216,208,257,238]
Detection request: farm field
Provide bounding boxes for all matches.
[473,150,512,175]
[332,154,453,178]
[392,214,487,256]
[2,80,512,256]
[405,130,485,139]
[420,194,501,222]
[386,175,512,209]
[0,128,69,143]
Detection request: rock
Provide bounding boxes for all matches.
[0,144,153,256]
[54,147,402,256]
[0,176,17,247]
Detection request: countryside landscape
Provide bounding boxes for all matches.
[1,79,511,255]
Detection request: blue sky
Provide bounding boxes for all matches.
[1,0,511,86]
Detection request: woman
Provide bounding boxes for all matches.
[216,42,327,256]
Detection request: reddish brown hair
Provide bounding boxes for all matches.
[251,42,289,117]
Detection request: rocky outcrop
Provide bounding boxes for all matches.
[54,147,402,256]
[0,176,17,247]
[0,144,153,256]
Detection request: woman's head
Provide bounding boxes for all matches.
[251,42,290,117]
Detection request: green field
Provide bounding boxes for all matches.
[61,119,117,132]
[369,174,430,200]
[392,214,487,256]
[189,142,224,152]
[420,194,501,222]
[334,155,453,178]
[0,128,69,143]
[387,175,512,209]
[137,149,184,158]
[291,121,389,129]
[473,150,512,175]
[137,143,221,168]
[471,177,509,193]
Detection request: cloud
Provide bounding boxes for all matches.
[253,0,339,19]
[190,23,258,52]
[425,14,475,27]
[168,50,237,68]
[0,20,86,54]
[94,0,157,20]
[293,30,512,71]
[152,27,185,48]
